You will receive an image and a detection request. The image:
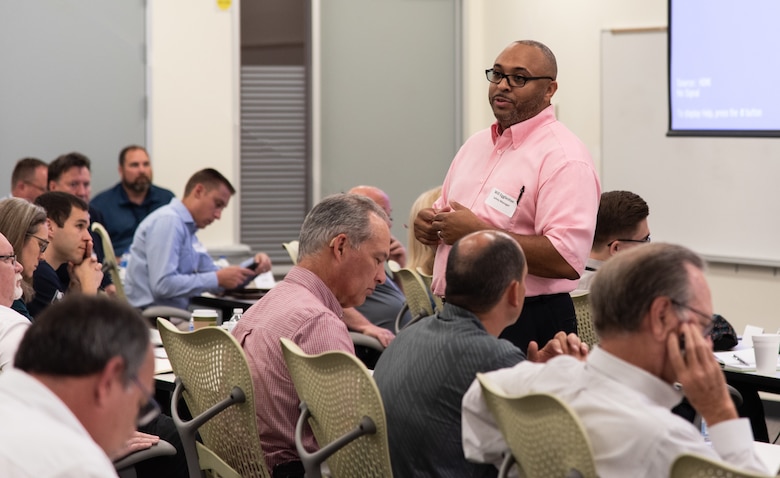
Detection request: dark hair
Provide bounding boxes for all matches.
[183,168,235,197]
[514,40,558,79]
[119,145,147,166]
[15,295,150,382]
[590,242,704,337]
[592,190,649,248]
[445,230,526,313]
[11,157,47,188]
[297,194,389,260]
[34,192,89,228]
[48,152,91,184]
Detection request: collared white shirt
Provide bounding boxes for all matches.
[462,347,768,477]
[0,369,117,477]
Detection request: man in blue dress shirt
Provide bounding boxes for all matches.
[91,145,175,256]
[124,168,271,311]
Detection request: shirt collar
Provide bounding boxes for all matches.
[438,302,487,332]
[585,257,604,272]
[285,266,344,318]
[490,104,557,147]
[169,198,197,234]
[586,346,684,408]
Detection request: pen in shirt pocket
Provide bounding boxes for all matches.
[516,185,526,205]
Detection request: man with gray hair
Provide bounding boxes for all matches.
[462,243,768,476]
[233,193,391,478]
[0,295,157,476]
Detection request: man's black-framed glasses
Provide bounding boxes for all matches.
[607,234,651,247]
[131,376,161,427]
[485,69,554,88]
[671,299,716,337]
[0,254,17,266]
[26,233,49,254]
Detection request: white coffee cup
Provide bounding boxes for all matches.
[191,309,219,330]
[752,334,780,375]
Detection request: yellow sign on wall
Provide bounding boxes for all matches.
[217,0,231,11]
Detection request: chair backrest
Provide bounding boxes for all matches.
[476,373,598,478]
[415,269,444,312]
[91,222,125,299]
[571,291,598,348]
[670,453,772,478]
[282,240,300,264]
[280,338,393,478]
[393,268,435,332]
[157,318,271,478]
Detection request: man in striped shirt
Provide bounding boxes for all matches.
[232,193,391,478]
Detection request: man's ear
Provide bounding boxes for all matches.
[192,183,205,199]
[329,234,348,261]
[45,218,56,237]
[647,296,676,341]
[505,280,523,308]
[608,240,621,256]
[95,356,126,407]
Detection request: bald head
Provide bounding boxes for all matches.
[445,230,526,313]
[348,185,391,217]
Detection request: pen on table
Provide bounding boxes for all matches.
[732,354,750,366]
[516,186,525,205]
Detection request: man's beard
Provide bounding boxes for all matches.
[124,176,151,194]
[13,273,23,301]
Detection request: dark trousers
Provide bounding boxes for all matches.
[499,292,577,354]
[273,460,305,478]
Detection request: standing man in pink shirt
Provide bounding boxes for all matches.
[415,40,600,353]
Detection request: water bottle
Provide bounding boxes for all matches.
[188,314,195,332]
[215,255,230,268]
[224,308,242,333]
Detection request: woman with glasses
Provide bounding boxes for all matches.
[0,198,48,321]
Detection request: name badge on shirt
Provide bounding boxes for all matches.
[485,187,517,218]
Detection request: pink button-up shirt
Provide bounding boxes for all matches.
[432,106,600,297]
[233,266,354,471]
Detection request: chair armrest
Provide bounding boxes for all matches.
[294,401,377,478]
[113,439,177,471]
[349,332,384,351]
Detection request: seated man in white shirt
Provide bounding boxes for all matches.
[0,232,29,371]
[0,295,157,476]
[462,242,769,477]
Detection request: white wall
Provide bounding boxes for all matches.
[463,0,780,333]
[147,0,241,248]
[146,0,779,333]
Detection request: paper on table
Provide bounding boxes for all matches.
[250,270,276,290]
[155,357,172,374]
[741,325,765,348]
[149,328,163,346]
[713,348,780,371]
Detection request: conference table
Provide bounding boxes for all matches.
[190,290,265,323]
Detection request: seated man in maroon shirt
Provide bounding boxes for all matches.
[232,193,391,478]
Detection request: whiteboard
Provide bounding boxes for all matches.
[601,29,780,266]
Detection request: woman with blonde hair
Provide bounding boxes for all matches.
[406,186,442,276]
[0,198,48,320]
